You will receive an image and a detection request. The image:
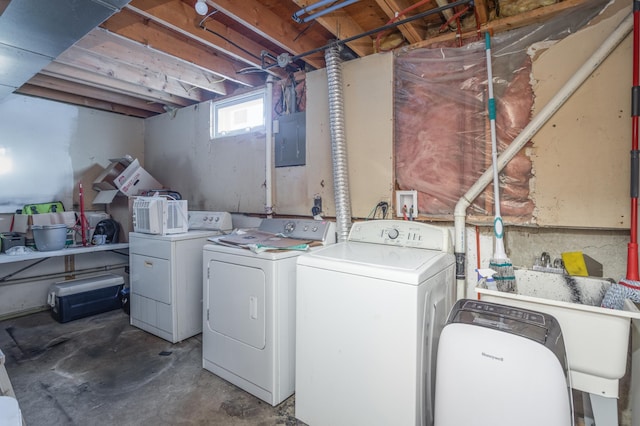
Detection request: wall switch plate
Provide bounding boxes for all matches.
[396,190,418,218]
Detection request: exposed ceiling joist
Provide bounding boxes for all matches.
[18,77,163,117]
[74,29,227,96]
[374,0,425,45]
[41,61,194,108]
[123,0,286,78]
[291,0,374,57]
[0,0,598,118]
[206,0,328,69]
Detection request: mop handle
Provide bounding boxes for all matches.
[486,32,506,260]
[485,32,501,220]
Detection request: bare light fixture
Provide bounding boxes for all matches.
[195,0,208,15]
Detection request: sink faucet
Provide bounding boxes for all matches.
[540,252,551,268]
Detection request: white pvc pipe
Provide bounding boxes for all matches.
[454,13,633,300]
[265,75,275,217]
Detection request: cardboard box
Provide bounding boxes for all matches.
[114,159,162,196]
[90,157,163,243]
[93,160,128,192]
[36,212,78,246]
[13,212,77,239]
[92,158,162,201]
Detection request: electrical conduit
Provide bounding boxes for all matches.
[325,44,352,242]
[265,75,275,217]
[454,14,633,300]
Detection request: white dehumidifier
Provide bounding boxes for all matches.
[434,299,573,426]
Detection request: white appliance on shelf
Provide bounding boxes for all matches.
[132,196,188,235]
[129,211,232,343]
[435,299,573,426]
[202,218,336,406]
[295,220,455,426]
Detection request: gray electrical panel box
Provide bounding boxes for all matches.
[275,111,306,167]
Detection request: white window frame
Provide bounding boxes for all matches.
[211,90,266,139]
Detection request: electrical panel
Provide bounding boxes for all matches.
[275,111,306,167]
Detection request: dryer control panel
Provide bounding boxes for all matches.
[348,220,452,252]
[259,218,336,244]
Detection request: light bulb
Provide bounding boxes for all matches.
[195,0,208,15]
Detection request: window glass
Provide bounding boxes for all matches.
[212,90,265,138]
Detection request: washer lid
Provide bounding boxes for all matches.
[203,242,307,260]
[297,241,454,284]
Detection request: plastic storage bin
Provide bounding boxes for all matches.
[0,233,25,253]
[47,274,125,323]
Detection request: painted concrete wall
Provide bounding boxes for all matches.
[144,53,394,219]
[0,94,144,215]
[0,94,144,318]
[144,102,266,214]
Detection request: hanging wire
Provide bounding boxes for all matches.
[199,12,262,61]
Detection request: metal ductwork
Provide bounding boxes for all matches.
[325,44,352,243]
[0,0,131,99]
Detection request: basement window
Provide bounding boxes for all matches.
[211,90,266,139]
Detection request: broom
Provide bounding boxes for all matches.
[602,1,640,309]
[485,32,516,293]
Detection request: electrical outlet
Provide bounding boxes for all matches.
[312,195,322,216]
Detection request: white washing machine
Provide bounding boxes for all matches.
[202,218,335,406]
[434,299,573,426]
[295,220,456,426]
[129,211,232,343]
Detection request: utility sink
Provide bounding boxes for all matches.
[476,269,640,399]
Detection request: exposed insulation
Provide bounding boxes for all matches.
[394,1,606,222]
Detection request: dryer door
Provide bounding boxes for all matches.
[205,259,266,349]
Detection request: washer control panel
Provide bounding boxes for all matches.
[259,218,336,244]
[348,220,452,252]
[188,211,233,232]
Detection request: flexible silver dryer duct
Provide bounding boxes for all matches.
[325,44,352,242]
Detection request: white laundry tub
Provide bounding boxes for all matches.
[476,269,640,398]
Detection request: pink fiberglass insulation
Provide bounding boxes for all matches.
[394,2,605,222]
[395,47,533,220]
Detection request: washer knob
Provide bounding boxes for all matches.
[388,228,399,239]
[284,221,296,233]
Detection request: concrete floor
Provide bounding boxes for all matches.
[1,306,634,426]
[0,309,303,426]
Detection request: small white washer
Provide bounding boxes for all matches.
[295,220,456,426]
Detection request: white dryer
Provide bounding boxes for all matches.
[202,218,335,406]
[295,220,456,426]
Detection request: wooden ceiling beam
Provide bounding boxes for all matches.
[415,0,589,48]
[125,0,283,76]
[40,62,194,108]
[27,74,169,113]
[102,6,265,88]
[206,0,328,69]
[374,0,425,45]
[16,82,164,118]
[291,0,374,57]
[56,47,213,104]
[76,29,228,96]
